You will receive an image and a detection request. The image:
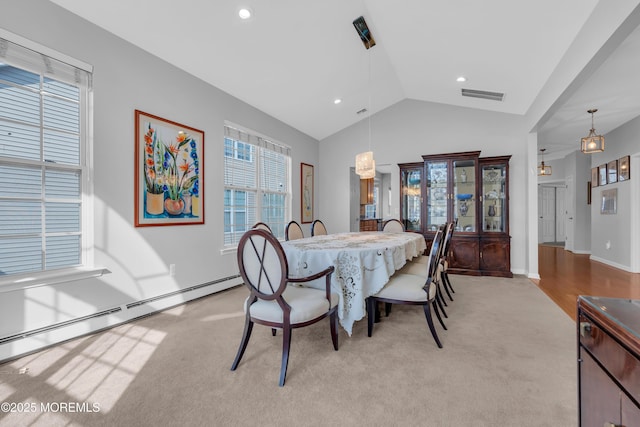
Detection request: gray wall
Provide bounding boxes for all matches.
[589,115,640,270]
[0,0,319,359]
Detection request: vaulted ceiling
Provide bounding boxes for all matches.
[50,0,640,157]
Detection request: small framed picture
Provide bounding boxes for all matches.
[587,181,592,205]
[591,167,599,188]
[607,160,618,184]
[601,188,617,214]
[619,155,630,181]
[599,164,607,186]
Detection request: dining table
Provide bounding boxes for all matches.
[281,231,427,335]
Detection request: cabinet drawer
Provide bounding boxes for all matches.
[579,314,640,403]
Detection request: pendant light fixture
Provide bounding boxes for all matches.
[580,109,605,153]
[354,15,376,180]
[537,148,552,176]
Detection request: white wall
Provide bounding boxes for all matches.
[0,0,319,359]
[319,99,529,275]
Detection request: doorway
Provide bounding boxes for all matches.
[538,183,567,245]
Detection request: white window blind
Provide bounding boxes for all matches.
[224,124,291,244]
[0,34,91,276]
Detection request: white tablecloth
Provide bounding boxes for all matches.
[281,231,426,335]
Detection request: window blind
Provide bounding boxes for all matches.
[223,123,291,243]
[0,33,91,276]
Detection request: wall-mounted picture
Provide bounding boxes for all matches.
[301,163,314,223]
[587,181,592,205]
[599,164,607,186]
[134,110,204,227]
[601,188,617,215]
[591,167,599,188]
[607,159,618,184]
[619,155,630,181]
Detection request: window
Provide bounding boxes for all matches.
[0,33,92,277]
[223,124,291,244]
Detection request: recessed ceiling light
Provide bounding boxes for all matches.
[456,76,467,83]
[334,98,342,105]
[238,8,252,19]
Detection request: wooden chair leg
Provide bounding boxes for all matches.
[384,302,392,317]
[433,300,447,330]
[423,304,443,348]
[366,298,376,337]
[279,325,292,387]
[272,328,277,336]
[437,280,449,307]
[441,274,454,301]
[330,310,339,350]
[435,286,448,318]
[443,271,455,293]
[231,317,254,371]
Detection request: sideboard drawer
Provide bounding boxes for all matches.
[579,313,640,402]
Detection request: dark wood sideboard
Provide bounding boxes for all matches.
[577,296,640,427]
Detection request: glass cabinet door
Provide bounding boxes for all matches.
[400,167,422,232]
[426,161,448,231]
[481,164,506,232]
[453,159,476,232]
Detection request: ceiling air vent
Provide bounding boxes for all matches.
[461,88,504,102]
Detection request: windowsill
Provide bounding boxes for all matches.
[0,267,111,294]
[220,247,238,255]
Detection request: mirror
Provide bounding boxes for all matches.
[349,167,392,232]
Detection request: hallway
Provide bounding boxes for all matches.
[535,244,640,320]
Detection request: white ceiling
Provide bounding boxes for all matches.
[49,0,640,156]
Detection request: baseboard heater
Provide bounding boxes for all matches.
[0,275,241,346]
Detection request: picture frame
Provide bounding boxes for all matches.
[301,163,314,223]
[591,167,599,188]
[134,110,204,227]
[619,155,630,181]
[607,159,618,184]
[587,181,592,205]
[599,164,607,186]
[600,188,617,215]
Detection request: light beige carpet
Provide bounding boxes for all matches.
[0,275,577,427]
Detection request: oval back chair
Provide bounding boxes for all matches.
[382,219,404,233]
[231,229,338,386]
[311,219,328,236]
[285,220,304,241]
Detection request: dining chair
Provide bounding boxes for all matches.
[310,219,328,236]
[252,222,272,234]
[396,223,453,318]
[366,229,446,348]
[231,228,339,386]
[438,221,455,300]
[381,218,404,233]
[285,220,304,241]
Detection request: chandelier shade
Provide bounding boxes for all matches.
[355,151,375,179]
[580,109,605,153]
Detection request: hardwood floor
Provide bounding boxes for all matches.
[534,244,640,320]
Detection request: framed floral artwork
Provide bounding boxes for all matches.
[601,188,617,214]
[134,110,204,226]
[301,163,314,223]
[619,155,630,181]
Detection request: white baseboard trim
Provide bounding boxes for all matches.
[0,276,243,363]
[589,255,633,272]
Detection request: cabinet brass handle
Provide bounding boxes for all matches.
[580,322,592,337]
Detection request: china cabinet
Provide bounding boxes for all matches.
[399,151,511,277]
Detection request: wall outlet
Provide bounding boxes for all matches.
[169,263,176,276]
